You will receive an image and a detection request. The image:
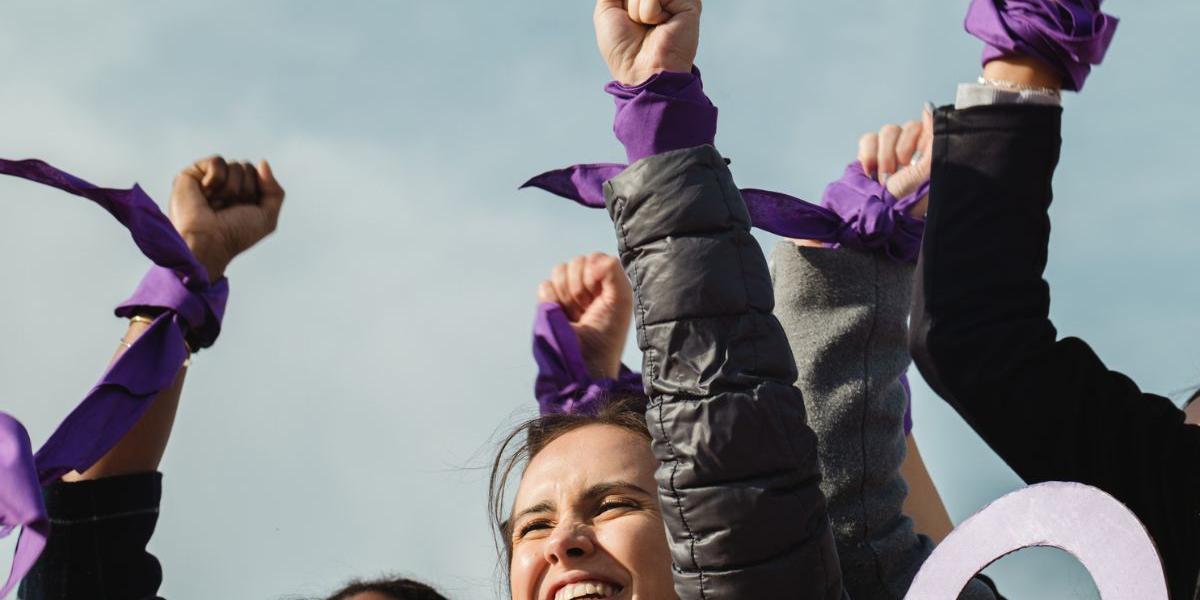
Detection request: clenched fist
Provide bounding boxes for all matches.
[538,253,634,380]
[170,156,285,281]
[858,105,934,218]
[594,0,701,86]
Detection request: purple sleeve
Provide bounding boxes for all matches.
[607,69,718,163]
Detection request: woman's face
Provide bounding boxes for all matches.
[509,424,677,600]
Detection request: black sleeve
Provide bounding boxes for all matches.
[605,145,845,600]
[909,104,1200,600]
[18,473,165,600]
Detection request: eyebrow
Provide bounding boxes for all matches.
[511,481,653,524]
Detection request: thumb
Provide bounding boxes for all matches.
[886,105,935,199]
[169,169,211,221]
[255,159,286,220]
[633,0,667,25]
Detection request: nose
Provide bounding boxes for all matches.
[543,521,595,565]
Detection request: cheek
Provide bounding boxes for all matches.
[597,516,674,591]
[510,544,546,600]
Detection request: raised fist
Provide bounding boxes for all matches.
[537,253,634,380]
[594,0,701,86]
[858,105,934,217]
[169,156,285,281]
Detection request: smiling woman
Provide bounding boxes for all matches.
[488,396,675,600]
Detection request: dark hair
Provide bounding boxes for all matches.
[487,394,651,576]
[325,577,448,600]
[1187,388,1200,407]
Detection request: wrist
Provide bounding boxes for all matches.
[982,56,1062,92]
[618,62,692,87]
[586,355,623,381]
[181,234,229,282]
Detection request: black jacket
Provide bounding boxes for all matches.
[909,104,1200,600]
[18,474,164,600]
[604,145,845,599]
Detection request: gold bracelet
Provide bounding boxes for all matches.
[129,315,156,326]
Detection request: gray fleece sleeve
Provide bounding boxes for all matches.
[770,243,995,600]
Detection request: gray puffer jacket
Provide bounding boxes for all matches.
[604,145,845,600]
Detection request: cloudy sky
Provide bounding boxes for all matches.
[2,2,1195,598]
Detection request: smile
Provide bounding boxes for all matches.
[554,580,621,600]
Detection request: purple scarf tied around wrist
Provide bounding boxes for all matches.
[533,303,643,416]
[524,69,927,262]
[523,161,928,263]
[966,0,1118,92]
[0,158,228,597]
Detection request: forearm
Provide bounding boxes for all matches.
[62,319,187,482]
[900,435,954,544]
[608,146,843,600]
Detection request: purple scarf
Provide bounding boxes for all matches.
[966,0,1118,92]
[524,69,926,263]
[523,161,928,263]
[0,158,228,597]
[533,303,643,416]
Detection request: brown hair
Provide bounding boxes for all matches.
[487,394,651,576]
[324,576,447,600]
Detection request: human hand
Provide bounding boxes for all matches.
[169,156,285,281]
[594,0,701,86]
[537,253,634,380]
[858,105,934,218]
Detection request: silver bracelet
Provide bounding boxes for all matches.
[978,76,1061,98]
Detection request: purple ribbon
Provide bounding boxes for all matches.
[522,160,928,263]
[0,158,228,597]
[900,373,914,435]
[0,416,47,600]
[966,0,1119,92]
[533,303,644,416]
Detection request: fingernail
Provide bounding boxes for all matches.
[924,101,937,116]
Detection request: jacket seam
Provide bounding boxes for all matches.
[614,182,707,599]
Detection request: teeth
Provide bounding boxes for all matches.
[556,581,616,600]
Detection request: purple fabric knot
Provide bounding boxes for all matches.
[821,162,928,262]
[533,303,644,416]
[523,160,928,263]
[117,266,229,350]
[0,157,229,596]
[966,0,1119,91]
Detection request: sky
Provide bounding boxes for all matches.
[1,2,1197,599]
